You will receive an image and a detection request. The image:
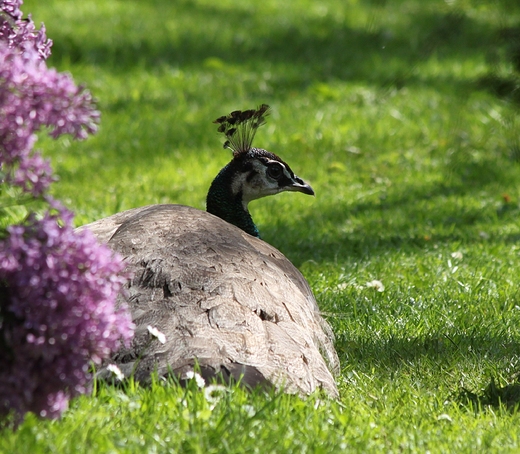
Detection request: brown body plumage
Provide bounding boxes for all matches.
[81,205,339,396]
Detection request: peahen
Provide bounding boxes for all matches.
[80,105,340,397]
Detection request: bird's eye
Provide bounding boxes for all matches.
[267,163,283,180]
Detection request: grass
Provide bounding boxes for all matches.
[3,0,520,451]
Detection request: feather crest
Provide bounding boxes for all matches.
[214,104,271,157]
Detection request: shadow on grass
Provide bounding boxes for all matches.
[338,331,520,365]
[337,331,520,410]
[457,377,520,411]
[46,0,518,98]
[264,168,520,265]
[476,25,520,107]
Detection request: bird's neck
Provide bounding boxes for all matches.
[206,162,260,238]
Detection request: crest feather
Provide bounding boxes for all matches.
[213,104,271,157]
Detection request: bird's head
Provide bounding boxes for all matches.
[230,148,314,208]
[207,104,314,237]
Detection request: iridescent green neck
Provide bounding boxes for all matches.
[206,162,260,238]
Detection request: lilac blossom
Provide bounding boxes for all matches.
[0,1,52,59]
[0,204,133,421]
[0,0,134,425]
[0,1,100,196]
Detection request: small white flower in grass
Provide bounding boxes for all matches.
[204,384,227,405]
[451,251,463,260]
[106,364,124,381]
[366,279,385,292]
[242,404,256,417]
[147,325,166,344]
[185,371,206,388]
[437,413,453,423]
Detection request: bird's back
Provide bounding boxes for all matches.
[80,204,339,397]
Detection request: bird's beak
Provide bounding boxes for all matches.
[287,176,315,196]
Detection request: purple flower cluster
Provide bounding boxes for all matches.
[0,0,52,59]
[0,0,99,196]
[0,204,133,421]
[0,1,134,424]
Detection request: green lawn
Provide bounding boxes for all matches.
[3,0,520,451]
